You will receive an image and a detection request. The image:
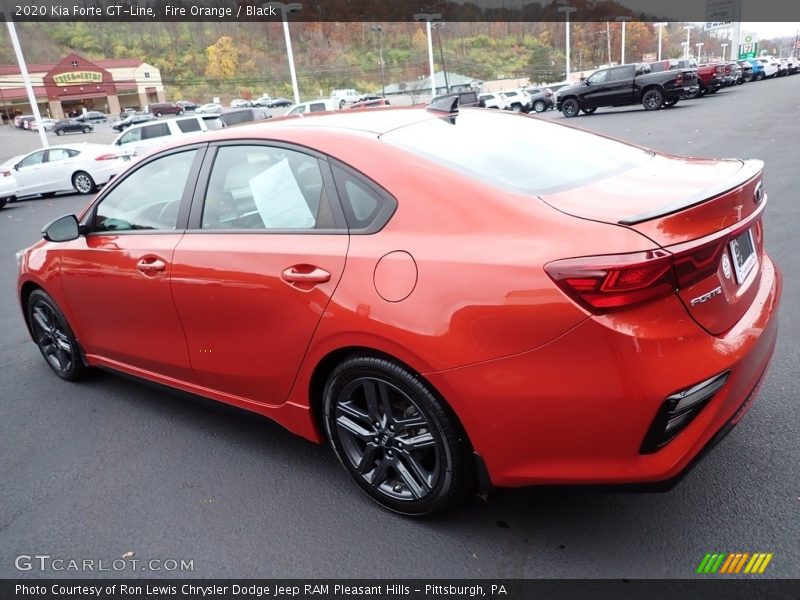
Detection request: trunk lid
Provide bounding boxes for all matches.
[540,155,766,335]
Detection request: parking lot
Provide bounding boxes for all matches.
[0,76,797,579]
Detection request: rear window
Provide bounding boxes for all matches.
[381,110,652,194]
[177,119,201,133]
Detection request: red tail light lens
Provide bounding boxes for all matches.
[94,153,121,161]
[545,232,738,314]
[545,250,676,312]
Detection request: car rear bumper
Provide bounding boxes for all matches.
[425,254,781,488]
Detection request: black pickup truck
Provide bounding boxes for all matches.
[555,63,692,117]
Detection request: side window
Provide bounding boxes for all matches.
[20,151,46,167]
[141,122,170,140]
[588,70,608,84]
[201,145,336,231]
[177,119,201,133]
[287,105,304,115]
[119,128,142,145]
[93,150,197,232]
[331,165,396,232]
[309,103,327,113]
[47,149,72,162]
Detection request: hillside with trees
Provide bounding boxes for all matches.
[0,21,793,102]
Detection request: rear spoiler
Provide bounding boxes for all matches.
[618,159,764,225]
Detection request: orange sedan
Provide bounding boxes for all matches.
[17,107,781,515]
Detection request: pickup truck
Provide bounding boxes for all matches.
[555,63,691,117]
[676,59,724,95]
[647,59,700,100]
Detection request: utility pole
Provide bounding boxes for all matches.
[372,26,386,97]
[414,13,441,99]
[654,23,667,61]
[557,3,577,81]
[616,17,632,65]
[432,22,450,93]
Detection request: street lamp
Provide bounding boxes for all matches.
[684,25,693,59]
[616,16,632,65]
[6,22,47,148]
[557,4,577,81]
[653,22,667,61]
[721,43,728,62]
[264,2,302,105]
[371,26,386,98]
[696,42,704,61]
[414,13,442,99]
[432,22,450,94]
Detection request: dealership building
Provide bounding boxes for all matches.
[0,52,165,120]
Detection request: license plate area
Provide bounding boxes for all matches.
[729,228,757,285]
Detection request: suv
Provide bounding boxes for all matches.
[147,102,184,117]
[524,87,555,112]
[499,89,532,112]
[478,92,508,110]
[112,115,208,157]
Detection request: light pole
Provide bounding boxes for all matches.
[684,25,693,59]
[557,4,577,81]
[616,17,632,65]
[721,43,728,61]
[6,22,47,147]
[696,42,704,61]
[371,26,386,98]
[414,13,441,99]
[264,2,302,105]
[432,22,450,93]
[654,22,667,61]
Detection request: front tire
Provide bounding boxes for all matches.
[533,100,546,113]
[323,355,473,516]
[55,129,64,136]
[82,126,91,133]
[27,289,87,381]
[561,98,580,118]
[72,171,96,195]
[642,89,663,110]
[155,112,162,117]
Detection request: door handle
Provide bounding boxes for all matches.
[136,258,167,274]
[282,265,331,284]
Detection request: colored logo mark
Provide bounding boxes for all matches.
[697,553,773,574]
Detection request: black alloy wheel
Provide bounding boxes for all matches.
[642,89,664,111]
[27,289,86,381]
[323,355,472,515]
[561,98,580,118]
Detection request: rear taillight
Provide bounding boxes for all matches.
[545,234,736,314]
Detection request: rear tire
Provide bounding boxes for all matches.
[82,126,91,133]
[72,171,96,195]
[642,89,663,110]
[533,100,546,113]
[27,289,87,381]
[55,129,64,136]
[561,98,580,118]
[323,355,473,516]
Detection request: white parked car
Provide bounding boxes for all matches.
[756,57,779,78]
[111,116,209,158]
[0,154,24,209]
[499,89,533,112]
[3,144,132,198]
[230,99,250,108]
[478,93,509,110]
[284,99,340,116]
[196,103,223,115]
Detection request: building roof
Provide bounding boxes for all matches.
[0,57,146,76]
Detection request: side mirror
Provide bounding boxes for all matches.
[580,76,586,82]
[115,139,122,145]
[42,214,80,242]
[14,163,20,170]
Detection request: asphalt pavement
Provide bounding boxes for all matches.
[0,77,798,579]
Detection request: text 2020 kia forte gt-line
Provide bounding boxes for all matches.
[17,107,781,515]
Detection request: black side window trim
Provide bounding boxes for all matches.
[329,158,397,235]
[186,140,348,233]
[81,143,209,234]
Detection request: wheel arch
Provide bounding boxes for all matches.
[306,345,475,455]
